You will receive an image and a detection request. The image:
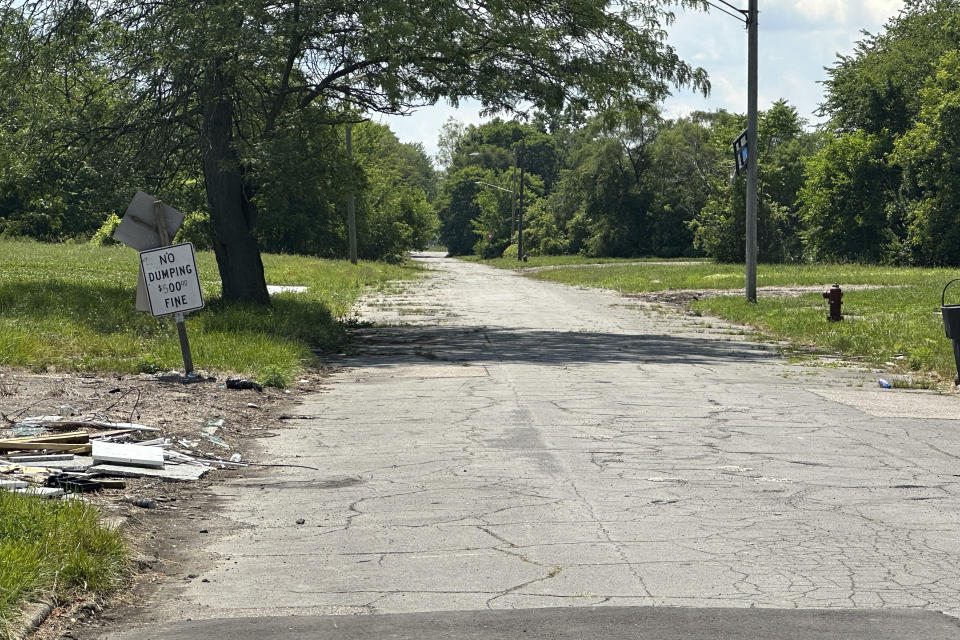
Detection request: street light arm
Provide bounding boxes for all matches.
[474,180,513,194]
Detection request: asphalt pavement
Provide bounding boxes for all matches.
[104,253,960,639]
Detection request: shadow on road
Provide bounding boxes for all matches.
[347,324,777,368]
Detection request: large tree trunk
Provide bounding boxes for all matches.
[200,59,270,305]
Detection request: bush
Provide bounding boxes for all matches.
[175,210,214,250]
[539,237,563,255]
[257,365,290,389]
[501,243,518,259]
[90,214,122,246]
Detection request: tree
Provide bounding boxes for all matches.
[821,0,960,137]
[352,122,437,260]
[15,0,708,304]
[437,166,486,256]
[688,102,817,263]
[809,0,960,265]
[892,50,960,265]
[799,131,892,262]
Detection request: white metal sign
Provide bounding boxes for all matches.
[138,243,204,317]
[114,190,184,251]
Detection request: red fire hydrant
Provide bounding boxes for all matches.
[823,283,843,322]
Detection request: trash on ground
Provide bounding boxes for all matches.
[0,431,93,454]
[878,378,892,388]
[46,472,107,493]
[89,462,209,482]
[91,441,165,469]
[0,393,264,497]
[4,453,75,462]
[226,378,263,392]
[202,433,230,449]
[11,424,50,437]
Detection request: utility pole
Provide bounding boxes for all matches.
[745,0,758,302]
[346,123,358,265]
[510,154,517,238]
[517,164,524,260]
[516,140,525,261]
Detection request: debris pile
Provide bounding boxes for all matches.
[0,413,243,499]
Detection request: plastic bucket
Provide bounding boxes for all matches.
[941,279,960,339]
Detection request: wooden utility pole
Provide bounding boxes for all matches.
[745,0,758,302]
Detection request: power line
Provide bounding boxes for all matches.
[704,0,746,23]
[714,0,747,15]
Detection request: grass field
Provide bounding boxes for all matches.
[515,260,960,383]
[0,240,421,385]
[524,261,953,291]
[0,491,127,639]
[464,254,703,270]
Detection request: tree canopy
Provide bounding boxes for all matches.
[8,0,709,303]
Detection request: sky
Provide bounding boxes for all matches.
[378,0,905,159]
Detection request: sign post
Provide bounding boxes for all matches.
[114,191,201,376]
[146,201,200,374]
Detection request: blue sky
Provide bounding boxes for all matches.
[379,0,905,159]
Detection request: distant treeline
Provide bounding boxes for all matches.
[437,0,960,267]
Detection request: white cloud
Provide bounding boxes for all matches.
[792,0,848,22]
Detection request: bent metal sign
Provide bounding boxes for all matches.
[138,242,204,317]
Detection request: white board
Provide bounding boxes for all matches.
[92,441,165,469]
[139,242,204,317]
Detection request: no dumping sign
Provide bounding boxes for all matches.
[139,242,204,318]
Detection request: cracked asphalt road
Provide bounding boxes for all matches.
[107,254,960,638]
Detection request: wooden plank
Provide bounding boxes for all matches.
[89,429,140,439]
[0,441,92,453]
[2,454,75,462]
[2,431,90,444]
[23,420,161,433]
[91,441,164,469]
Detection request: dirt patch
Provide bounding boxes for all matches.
[0,367,331,640]
[625,284,899,307]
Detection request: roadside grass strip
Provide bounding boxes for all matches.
[526,261,960,382]
[692,286,954,379]
[0,240,420,385]
[465,254,701,270]
[525,262,956,291]
[0,490,127,639]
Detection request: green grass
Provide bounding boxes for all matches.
[691,286,956,379]
[463,254,702,270]
[0,239,420,384]
[521,260,960,382]
[526,261,957,291]
[0,491,127,639]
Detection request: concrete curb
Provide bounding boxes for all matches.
[8,598,55,640]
